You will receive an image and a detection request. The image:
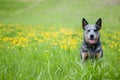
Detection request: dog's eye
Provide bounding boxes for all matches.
[87,30,90,32]
[94,30,97,32]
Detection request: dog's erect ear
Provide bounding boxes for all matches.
[82,18,88,30]
[96,18,102,30]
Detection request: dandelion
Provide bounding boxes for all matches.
[0,23,3,27]
[12,39,19,45]
[19,37,28,42]
[9,38,13,41]
[72,45,76,49]
[44,32,50,37]
[68,39,77,45]
[3,37,9,42]
[60,45,67,49]
[59,28,73,35]
[28,32,35,36]
[35,37,44,43]
[102,45,105,49]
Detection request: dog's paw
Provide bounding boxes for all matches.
[95,47,101,53]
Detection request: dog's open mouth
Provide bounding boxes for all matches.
[88,39,96,44]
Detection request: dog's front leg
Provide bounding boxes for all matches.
[81,45,89,63]
[95,46,103,59]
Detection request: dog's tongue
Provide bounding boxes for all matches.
[88,39,95,44]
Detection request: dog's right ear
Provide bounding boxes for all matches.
[82,18,88,30]
[96,18,102,30]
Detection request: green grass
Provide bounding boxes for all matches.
[0,0,120,80]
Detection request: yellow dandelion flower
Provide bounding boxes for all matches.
[35,37,44,43]
[28,32,35,36]
[12,40,18,44]
[44,32,50,37]
[60,45,67,49]
[3,37,9,41]
[63,39,66,43]
[112,41,115,45]
[72,45,76,49]
[68,39,77,45]
[0,23,3,27]
[102,46,105,49]
[110,45,114,48]
[20,37,28,42]
[9,38,13,41]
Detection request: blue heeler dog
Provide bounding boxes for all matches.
[80,18,103,63]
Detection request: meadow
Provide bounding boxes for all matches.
[0,0,120,80]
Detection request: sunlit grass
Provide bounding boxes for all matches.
[0,24,120,80]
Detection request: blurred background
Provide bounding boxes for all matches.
[0,0,120,28]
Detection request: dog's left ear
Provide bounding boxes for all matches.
[96,18,102,30]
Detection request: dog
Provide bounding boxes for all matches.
[80,18,103,63]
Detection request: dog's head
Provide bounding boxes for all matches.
[82,18,102,45]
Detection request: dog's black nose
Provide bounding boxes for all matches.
[90,35,94,38]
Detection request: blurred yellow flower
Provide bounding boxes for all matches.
[0,23,3,27]
[12,39,18,44]
[28,32,35,36]
[35,37,44,43]
[68,39,77,45]
[3,37,9,41]
[60,45,67,49]
[0,24,120,51]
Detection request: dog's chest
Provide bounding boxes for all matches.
[88,46,96,58]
